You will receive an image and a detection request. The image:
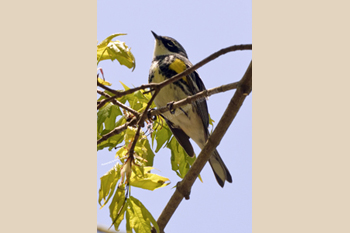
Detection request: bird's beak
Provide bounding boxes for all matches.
[151,31,160,40]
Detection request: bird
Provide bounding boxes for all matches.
[148,31,232,187]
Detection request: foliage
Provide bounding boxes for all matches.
[97,34,203,232]
[97,33,135,70]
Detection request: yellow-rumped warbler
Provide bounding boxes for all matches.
[148,31,232,187]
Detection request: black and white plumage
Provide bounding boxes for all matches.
[149,31,232,187]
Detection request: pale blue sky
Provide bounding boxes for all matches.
[97,1,252,232]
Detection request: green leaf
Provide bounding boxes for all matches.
[134,136,155,167]
[124,127,136,144]
[132,163,145,178]
[142,139,155,166]
[127,196,159,233]
[130,167,170,191]
[134,145,146,159]
[97,90,128,105]
[105,105,122,130]
[167,136,202,181]
[97,103,124,151]
[97,103,111,133]
[97,33,136,70]
[167,136,186,178]
[97,117,127,151]
[109,184,128,231]
[97,103,122,133]
[118,82,156,113]
[115,145,128,159]
[97,133,124,151]
[154,125,171,153]
[98,163,121,207]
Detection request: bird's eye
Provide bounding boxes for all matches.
[167,42,174,47]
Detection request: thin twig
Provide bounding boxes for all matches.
[128,89,159,158]
[97,117,137,145]
[153,60,252,233]
[97,90,140,118]
[97,80,120,95]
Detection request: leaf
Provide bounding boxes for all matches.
[126,208,132,232]
[97,77,112,86]
[127,196,159,233]
[97,33,136,70]
[208,113,215,126]
[97,103,111,133]
[98,33,126,48]
[208,113,215,133]
[154,126,171,153]
[97,118,126,151]
[106,105,122,130]
[119,81,130,91]
[116,145,128,159]
[167,136,202,181]
[97,133,124,151]
[124,127,136,144]
[97,103,122,132]
[98,164,121,207]
[167,136,185,177]
[132,163,145,178]
[97,103,124,151]
[134,146,146,159]
[142,139,155,166]
[109,184,128,231]
[186,153,203,183]
[129,167,170,191]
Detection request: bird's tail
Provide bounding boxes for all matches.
[208,150,232,187]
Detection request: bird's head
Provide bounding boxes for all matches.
[151,31,188,58]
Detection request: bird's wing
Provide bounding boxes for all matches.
[188,69,210,130]
[163,117,195,157]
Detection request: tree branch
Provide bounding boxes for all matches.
[97,44,252,103]
[153,60,252,233]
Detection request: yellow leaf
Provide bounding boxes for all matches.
[97,77,112,86]
[130,167,170,191]
[119,81,130,90]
